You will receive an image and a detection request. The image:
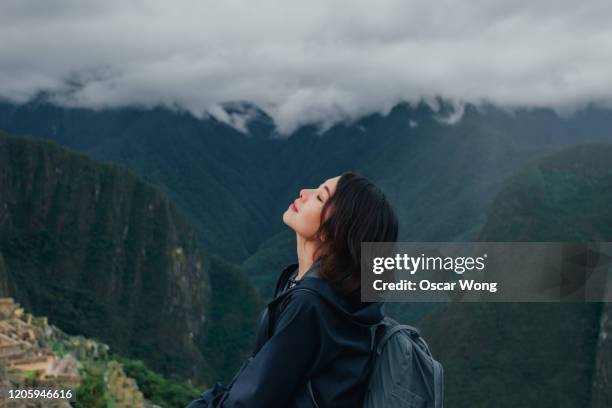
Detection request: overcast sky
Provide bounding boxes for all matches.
[1,0,612,133]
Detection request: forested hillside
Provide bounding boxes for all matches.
[420,143,612,408]
[0,132,261,385]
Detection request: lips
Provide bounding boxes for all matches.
[290,201,298,212]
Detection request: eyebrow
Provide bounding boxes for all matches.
[321,184,331,200]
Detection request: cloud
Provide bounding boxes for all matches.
[205,102,262,134]
[1,0,612,134]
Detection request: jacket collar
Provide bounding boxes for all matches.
[273,262,299,298]
[272,260,322,298]
[269,261,384,327]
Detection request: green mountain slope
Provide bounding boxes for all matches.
[201,254,264,383]
[419,143,612,408]
[0,131,261,385]
[3,101,612,402]
[4,101,612,267]
[478,143,612,241]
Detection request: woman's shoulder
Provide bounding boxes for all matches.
[279,283,329,312]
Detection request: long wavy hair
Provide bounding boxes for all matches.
[312,171,399,294]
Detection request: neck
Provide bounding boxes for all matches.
[295,233,319,280]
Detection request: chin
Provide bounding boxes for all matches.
[282,210,293,227]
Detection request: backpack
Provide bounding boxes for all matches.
[363,317,444,408]
[307,316,444,408]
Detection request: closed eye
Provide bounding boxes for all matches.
[317,195,323,202]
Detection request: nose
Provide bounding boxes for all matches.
[299,186,319,200]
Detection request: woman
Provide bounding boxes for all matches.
[187,171,399,408]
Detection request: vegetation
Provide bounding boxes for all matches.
[114,355,201,408]
[74,364,110,408]
[0,132,260,385]
[200,255,265,384]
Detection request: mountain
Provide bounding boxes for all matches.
[419,143,612,408]
[0,100,280,261]
[478,143,612,241]
[3,99,612,403]
[4,100,612,268]
[0,131,262,385]
[4,99,612,328]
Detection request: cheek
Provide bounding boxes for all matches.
[303,207,321,227]
[296,206,322,237]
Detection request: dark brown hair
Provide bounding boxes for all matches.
[312,171,399,294]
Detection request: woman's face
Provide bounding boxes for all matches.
[283,176,340,240]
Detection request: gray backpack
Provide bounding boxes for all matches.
[363,317,444,408]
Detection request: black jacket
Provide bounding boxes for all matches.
[186,262,384,408]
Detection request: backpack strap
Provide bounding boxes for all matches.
[375,321,443,406]
[369,325,379,352]
[433,360,444,408]
[376,324,420,354]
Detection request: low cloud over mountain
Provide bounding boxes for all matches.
[2,0,612,133]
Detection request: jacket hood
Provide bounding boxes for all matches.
[269,262,384,327]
